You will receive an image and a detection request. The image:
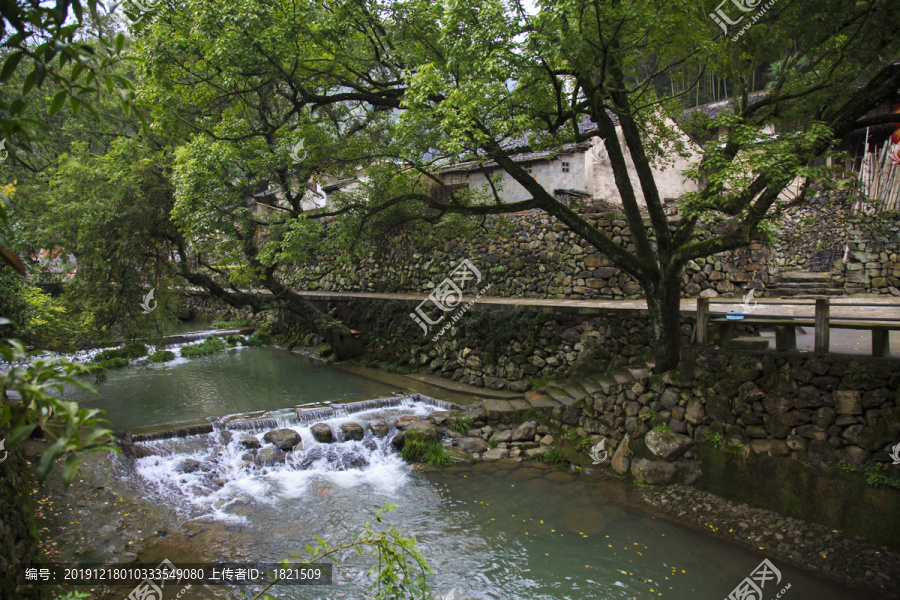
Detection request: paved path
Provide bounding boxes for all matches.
[296,289,900,356]
[294,289,900,318]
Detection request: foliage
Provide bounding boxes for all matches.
[865,463,900,490]
[652,422,673,434]
[0,272,87,352]
[180,337,227,358]
[401,440,424,461]
[245,331,271,347]
[148,350,175,363]
[421,443,454,467]
[846,363,874,383]
[563,429,591,452]
[381,362,417,375]
[94,357,129,369]
[0,340,117,482]
[212,318,251,329]
[703,430,724,449]
[91,342,148,368]
[539,445,566,465]
[223,334,245,347]
[448,417,472,435]
[54,592,90,600]
[251,504,433,600]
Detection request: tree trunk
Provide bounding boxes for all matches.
[644,273,684,372]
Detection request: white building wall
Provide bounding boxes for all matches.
[586,122,700,207]
[464,154,587,203]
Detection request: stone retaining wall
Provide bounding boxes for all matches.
[549,350,900,470]
[274,299,694,391]
[292,210,771,300]
[287,204,900,299]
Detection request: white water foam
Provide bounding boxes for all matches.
[130,400,443,522]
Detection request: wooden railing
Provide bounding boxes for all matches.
[695,297,900,356]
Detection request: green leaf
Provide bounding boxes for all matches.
[0,52,24,82]
[49,91,68,116]
[8,424,37,445]
[115,33,126,55]
[62,453,83,483]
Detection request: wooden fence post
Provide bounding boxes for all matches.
[815,298,830,354]
[696,297,709,345]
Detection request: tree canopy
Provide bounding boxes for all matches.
[2,0,899,367]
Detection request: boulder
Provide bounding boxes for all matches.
[834,390,862,415]
[395,416,422,430]
[390,431,406,449]
[311,423,334,443]
[404,421,441,445]
[511,421,537,442]
[644,429,696,460]
[238,435,261,450]
[630,458,676,484]
[630,458,701,485]
[263,428,302,451]
[611,434,632,475]
[177,458,203,474]
[456,437,488,454]
[368,421,389,437]
[255,447,286,466]
[430,412,454,426]
[482,448,509,460]
[684,400,705,425]
[493,429,513,443]
[341,422,365,441]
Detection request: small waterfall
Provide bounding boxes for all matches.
[210,394,460,432]
[162,328,245,348]
[122,422,215,444]
[122,396,452,522]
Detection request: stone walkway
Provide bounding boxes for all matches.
[293,288,900,318]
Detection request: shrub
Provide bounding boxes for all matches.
[401,440,424,461]
[381,362,416,375]
[539,445,565,464]
[211,318,251,329]
[148,350,176,363]
[245,330,271,347]
[92,342,147,363]
[223,333,244,346]
[95,357,129,369]
[180,337,227,358]
[422,443,454,466]
[449,417,472,435]
[865,463,900,489]
[652,422,673,434]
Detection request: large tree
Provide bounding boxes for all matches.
[129,0,900,370]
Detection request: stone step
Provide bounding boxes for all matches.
[583,378,618,395]
[772,281,835,289]
[776,271,835,283]
[628,367,651,380]
[769,287,845,297]
[611,370,634,384]
[544,386,575,405]
[561,383,588,401]
[725,336,770,351]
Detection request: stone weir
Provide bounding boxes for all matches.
[116,393,461,446]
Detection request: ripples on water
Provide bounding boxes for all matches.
[122,400,859,600]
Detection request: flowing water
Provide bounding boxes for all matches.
[60,345,867,600]
[67,346,400,430]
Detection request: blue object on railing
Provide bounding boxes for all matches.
[726,312,745,320]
